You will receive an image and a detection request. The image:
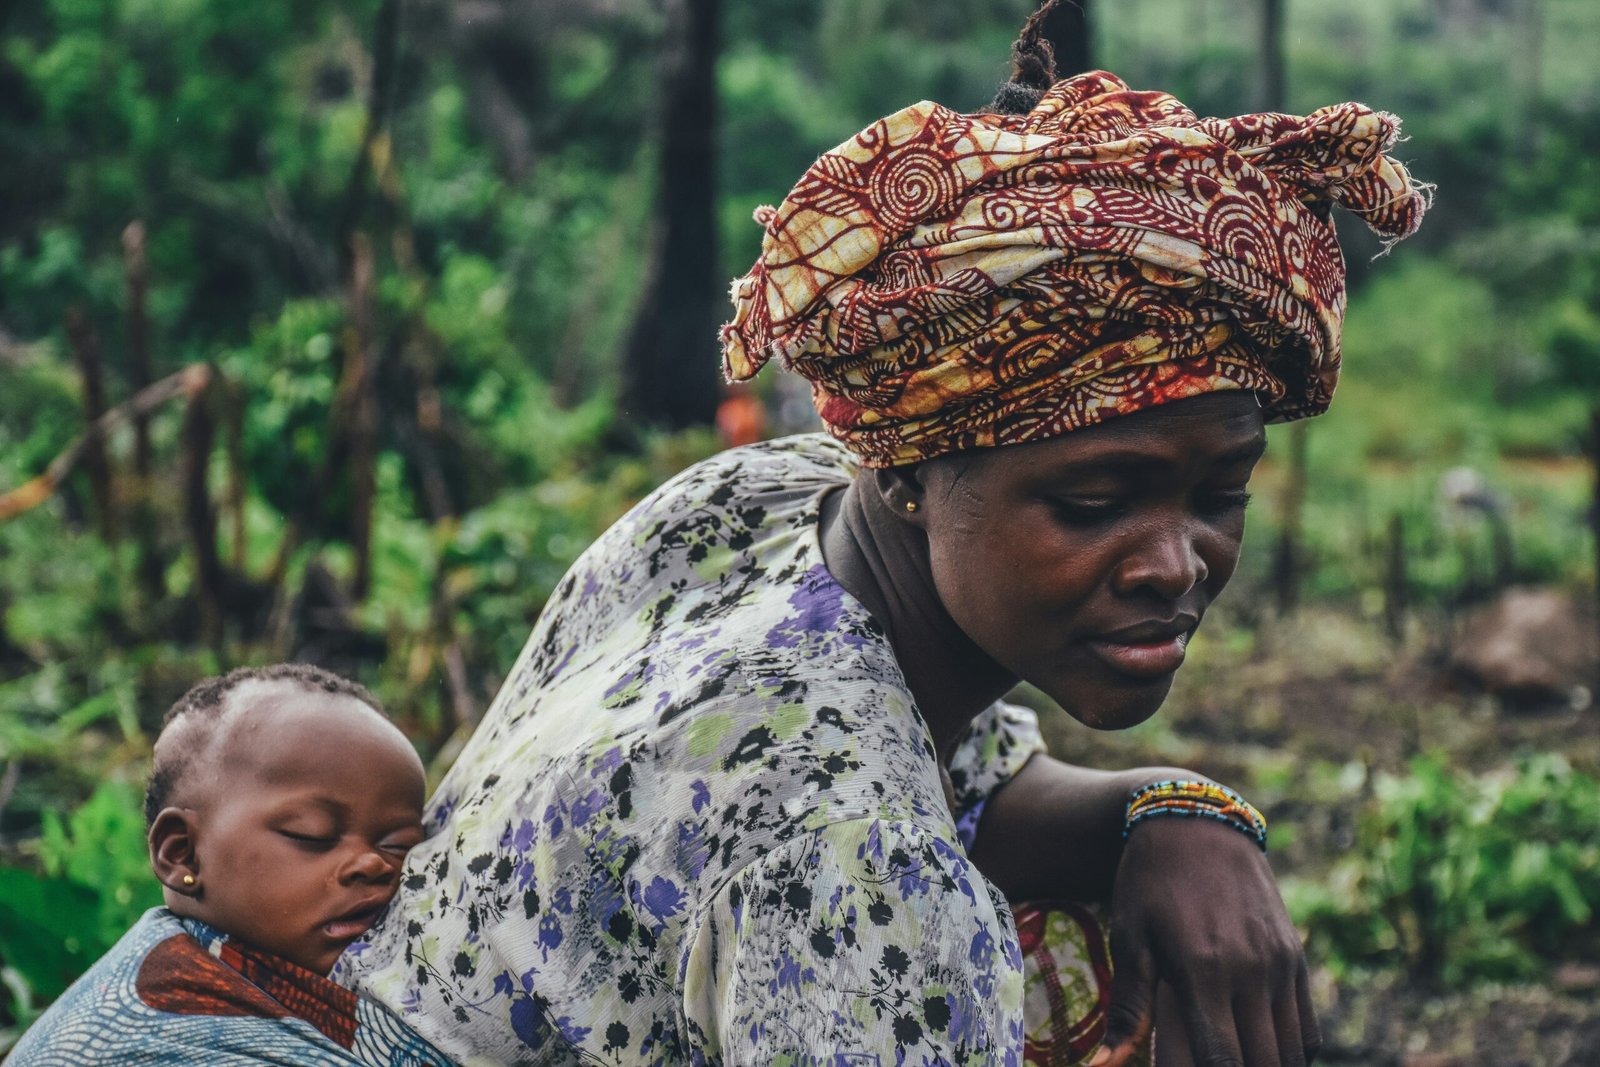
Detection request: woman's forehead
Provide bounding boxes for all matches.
[970,393,1267,478]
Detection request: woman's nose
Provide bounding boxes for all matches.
[1112,519,1209,599]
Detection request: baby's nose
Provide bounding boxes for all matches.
[341,846,397,883]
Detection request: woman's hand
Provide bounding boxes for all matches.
[969,754,1319,1065]
[1093,817,1320,1067]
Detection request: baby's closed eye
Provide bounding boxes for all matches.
[278,828,338,850]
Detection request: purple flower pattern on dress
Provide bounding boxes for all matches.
[337,437,1051,1065]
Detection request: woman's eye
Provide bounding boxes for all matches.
[1198,489,1253,515]
[1050,497,1127,525]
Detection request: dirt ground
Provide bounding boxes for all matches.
[1019,599,1600,1067]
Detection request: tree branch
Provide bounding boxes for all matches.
[0,364,212,524]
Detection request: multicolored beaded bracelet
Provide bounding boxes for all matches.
[1123,779,1268,852]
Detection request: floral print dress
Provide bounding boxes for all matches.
[337,436,1045,1066]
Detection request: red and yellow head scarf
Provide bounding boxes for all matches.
[720,71,1429,468]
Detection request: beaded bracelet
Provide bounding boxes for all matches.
[1123,779,1268,852]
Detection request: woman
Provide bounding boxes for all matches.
[338,22,1427,1067]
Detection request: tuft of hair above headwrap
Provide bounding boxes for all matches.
[719,71,1429,468]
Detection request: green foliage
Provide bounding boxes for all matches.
[223,299,346,528]
[1,0,1598,1028]
[1285,756,1600,987]
[0,869,101,1030]
[0,780,160,1032]
[38,779,162,943]
[1231,243,1597,607]
[0,360,79,482]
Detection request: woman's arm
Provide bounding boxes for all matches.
[970,753,1320,1067]
[967,753,1205,901]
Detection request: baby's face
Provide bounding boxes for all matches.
[177,681,426,974]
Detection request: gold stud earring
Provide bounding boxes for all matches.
[182,874,196,887]
[904,500,919,513]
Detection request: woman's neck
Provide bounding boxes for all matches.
[819,475,1016,757]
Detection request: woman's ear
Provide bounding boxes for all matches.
[869,466,927,526]
[149,808,201,897]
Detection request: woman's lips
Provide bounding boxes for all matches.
[1085,631,1190,677]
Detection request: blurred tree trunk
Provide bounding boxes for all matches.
[1515,0,1544,154]
[343,233,379,600]
[1272,420,1308,616]
[65,307,117,543]
[338,0,401,257]
[123,220,168,603]
[334,0,400,600]
[1036,0,1092,79]
[618,0,721,431]
[223,383,248,571]
[121,223,155,476]
[181,371,224,648]
[1591,409,1600,691]
[1260,0,1300,613]
[1384,512,1408,641]
[1259,0,1286,111]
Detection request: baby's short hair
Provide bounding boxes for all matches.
[143,663,384,828]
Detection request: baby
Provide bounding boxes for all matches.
[144,663,427,975]
[11,664,450,1065]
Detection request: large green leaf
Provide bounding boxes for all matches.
[0,867,106,1004]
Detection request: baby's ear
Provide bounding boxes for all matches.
[148,808,201,897]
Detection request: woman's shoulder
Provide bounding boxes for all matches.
[488,435,855,699]
[622,433,856,530]
[676,432,857,485]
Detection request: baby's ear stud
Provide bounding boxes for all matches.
[181,874,196,887]
[904,500,919,513]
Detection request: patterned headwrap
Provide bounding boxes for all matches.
[720,71,1428,467]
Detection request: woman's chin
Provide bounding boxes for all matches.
[1047,675,1174,731]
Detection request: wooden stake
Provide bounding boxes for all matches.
[180,370,224,648]
[65,308,117,542]
[343,232,379,600]
[224,383,248,571]
[1273,422,1309,615]
[122,220,168,604]
[121,222,155,477]
[1384,512,1408,642]
[1591,408,1600,691]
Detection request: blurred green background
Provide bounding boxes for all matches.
[2,0,1597,1059]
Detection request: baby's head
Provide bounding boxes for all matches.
[145,664,425,975]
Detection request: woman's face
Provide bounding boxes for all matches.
[916,392,1267,730]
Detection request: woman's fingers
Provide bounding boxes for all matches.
[1101,818,1321,1067]
[1107,978,1319,1067]
[1294,958,1322,1064]
[1091,923,1156,1066]
[1235,984,1301,1067]
[1153,982,1197,1067]
[1175,962,1317,1067]
[1165,975,1247,1067]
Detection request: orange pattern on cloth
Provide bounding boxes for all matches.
[135,930,360,1049]
[720,71,1428,467]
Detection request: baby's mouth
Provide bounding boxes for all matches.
[322,902,386,941]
